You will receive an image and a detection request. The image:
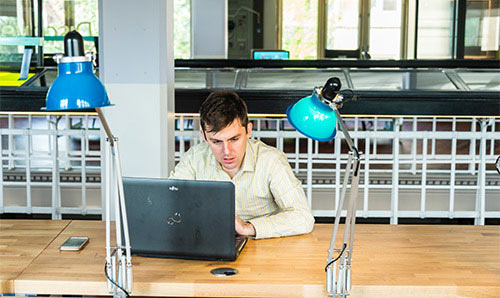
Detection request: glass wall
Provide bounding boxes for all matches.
[1,0,498,64]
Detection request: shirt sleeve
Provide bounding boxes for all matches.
[168,147,196,180]
[248,152,315,239]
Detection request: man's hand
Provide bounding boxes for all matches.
[235,216,256,237]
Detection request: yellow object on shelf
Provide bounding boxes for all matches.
[0,72,34,87]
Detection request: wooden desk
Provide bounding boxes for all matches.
[12,221,500,298]
[0,219,70,293]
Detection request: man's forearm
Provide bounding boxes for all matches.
[248,208,314,239]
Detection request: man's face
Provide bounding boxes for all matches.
[202,119,253,178]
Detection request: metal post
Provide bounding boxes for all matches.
[475,119,490,225]
[391,118,402,225]
[0,126,3,213]
[420,137,428,219]
[449,118,457,219]
[50,116,62,220]
[26,127,32,214]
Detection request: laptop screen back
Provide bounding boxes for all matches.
[123,177,237,260]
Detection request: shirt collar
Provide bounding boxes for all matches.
[240,140,256,173]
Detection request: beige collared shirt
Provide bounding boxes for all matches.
[169,139,315,239]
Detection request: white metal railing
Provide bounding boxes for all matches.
[176,115,500,225]
[1,113,499,224]
[0,113,102,218]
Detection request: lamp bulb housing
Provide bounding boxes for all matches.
[321,77,341,101]
[64,30,85,57]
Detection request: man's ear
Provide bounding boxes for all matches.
[246,121,253,138]
[200,128,208,142]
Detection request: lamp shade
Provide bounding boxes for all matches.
[45,61,110,111]
[286,92,337,141]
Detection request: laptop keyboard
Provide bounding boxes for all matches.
[235,235,248,253]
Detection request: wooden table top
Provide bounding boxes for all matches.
[0,219,70,293]
[9,220,500,298]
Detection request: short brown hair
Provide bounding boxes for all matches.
[199,90,249,133]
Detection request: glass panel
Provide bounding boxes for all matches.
[464,0,500,59]
[42,0,98,54]
[350,70,458,91]
[212,71,237,88]
[326,0,359,50]
[27,68,59,87]
[282,0,318,59]
[175,69,207,89]
[175,69,237,89]
[174,0,191,59]
[0,0,40,63]
[369,0,401,59]
[456,70,500,91]
[244,70,346,90]
[417,0,455,59]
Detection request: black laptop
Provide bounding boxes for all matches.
[122,177,247,261]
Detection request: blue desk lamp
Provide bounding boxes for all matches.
[45,31,132,297]
[287,78,360,298]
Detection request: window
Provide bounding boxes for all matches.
[416,0,455,59]
[282,0,318,59]
[326,0,359,51]
[369,0,402,59]
[42,0,98,54]
[0,0,40,63]
[464,0,500,59]
[174,0,191,59]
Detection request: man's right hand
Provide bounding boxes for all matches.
[235,216,256,237]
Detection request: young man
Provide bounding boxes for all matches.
[169,91,314,239]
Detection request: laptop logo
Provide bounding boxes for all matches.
[169,186,178,191]
[167,212,182,225]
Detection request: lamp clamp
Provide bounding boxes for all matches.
[315,87,356,111]
[314,88,343,110]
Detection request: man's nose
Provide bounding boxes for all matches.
[223,142,231,154]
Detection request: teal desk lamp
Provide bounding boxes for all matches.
[45,31,132,297]
[287,78,360,298]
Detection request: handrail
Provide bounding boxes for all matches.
[175,59,500,69]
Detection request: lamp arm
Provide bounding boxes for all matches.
[97,107,133,293]
[333,107,361,175]
[96,108,115,146]
[333,108,358,157]
[326,107,361,297]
